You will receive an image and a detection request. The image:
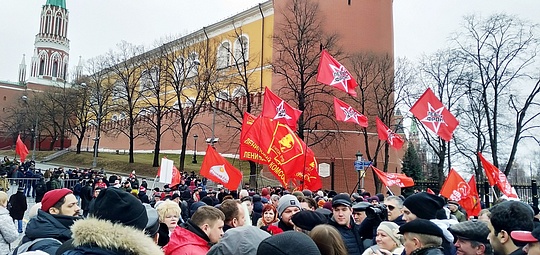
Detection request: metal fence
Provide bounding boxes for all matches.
[404,179,539,208]
[0,177,80,196]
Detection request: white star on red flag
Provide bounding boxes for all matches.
[329,64,352,94]
[419,102,446,134]
[274,101,292,120]
[341,106,361,124]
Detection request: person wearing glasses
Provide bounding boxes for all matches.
[384,196,406,226]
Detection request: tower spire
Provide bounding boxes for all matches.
[18,54,26,85]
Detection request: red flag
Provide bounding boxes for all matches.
[440,169,469,201]
[317,50,358,97]
[242,117,319,188]
[478,152,498,186]
[171,165,182,187]
[262,87,302,131]
[200,145,243,190]
[333,97,368,127]
[371,166,414,188]
[409,88,459,141]
[289,147,322,191]
[478,152,518,199]
[376,117,404,150]
[15,135,29,162]
[426,188,435,195]
[239,112,267,165]
[461,176,481,217]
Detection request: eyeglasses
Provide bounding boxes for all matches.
[387,205,396,211]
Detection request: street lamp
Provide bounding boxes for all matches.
[356,151,366,193]
[192,134,198,164]
[21,96,39,161]
[92,137,100,168]
[86,135,90,152]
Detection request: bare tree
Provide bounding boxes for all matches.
[272,0,341,144]
[106,41,147,163]
[410,49,468,187]
[454,14,540,176]
[161,36,216,171]
[138,41,183,167]
[210,24,265,187]
[84,55,115,161]
[349,53,413,191]
[65,78,93,154]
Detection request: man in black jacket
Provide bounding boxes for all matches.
[14,188,80,254]
[80,180,93,217]
[329,193,363,255]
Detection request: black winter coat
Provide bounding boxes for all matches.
[8,191,27,220]
[329,215,364,255]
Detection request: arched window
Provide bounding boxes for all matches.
[55,13,62,35]
[39,59,45,75]
[186,52,199,78]
[52,61,58,77]
[234,35,249,62]
[217,41,231,69]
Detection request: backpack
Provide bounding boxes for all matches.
[12,238,62,255]
[35,182,47,195]
[50,179,62,190]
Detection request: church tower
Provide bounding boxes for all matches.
[28,0,69,85]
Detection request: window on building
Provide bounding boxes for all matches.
[234,35,249,63]
[39,59,45,76]
[217,41,231,69]
[52,61,58,77]
[55,14,62,35]
[186,52,199,78]
[140,67,159,93]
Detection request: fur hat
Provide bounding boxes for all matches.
[403,192,445,219]
[89,187,148,230]
[277,195,301,217]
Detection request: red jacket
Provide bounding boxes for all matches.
[163,226,210,255]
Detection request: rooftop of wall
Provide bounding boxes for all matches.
[46,0,66,9]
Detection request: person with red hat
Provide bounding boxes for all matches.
[512,226,540,255]
[12,188,81,254]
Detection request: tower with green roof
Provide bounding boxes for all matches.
[23,0,70,86]
[46,0,66,9]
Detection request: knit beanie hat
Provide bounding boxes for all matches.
[41,188,73,212]
[291,210,327,231]
[257,231,321,255]
[377,221,403,246]
[277,194,301,217]
[89,187,148,230]
[403,192,445,219]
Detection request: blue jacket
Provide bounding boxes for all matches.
[329,215,364,255]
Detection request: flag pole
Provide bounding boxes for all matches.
[385,186,394,196]
[490,186,499,200]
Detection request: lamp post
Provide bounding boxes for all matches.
[192,134,198,164]
[92,136,99,168]
[86,135,90,152]
[21,96,39,161]
[356,151,366,193]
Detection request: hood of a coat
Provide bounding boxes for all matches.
[70,217,163,255]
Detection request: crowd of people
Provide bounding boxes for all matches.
[0,165,539,255]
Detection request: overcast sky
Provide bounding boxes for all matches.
[1,1,539,82]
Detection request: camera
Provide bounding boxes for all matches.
[365,204,388,221]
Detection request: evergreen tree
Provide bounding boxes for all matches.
[401,144,423,181]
